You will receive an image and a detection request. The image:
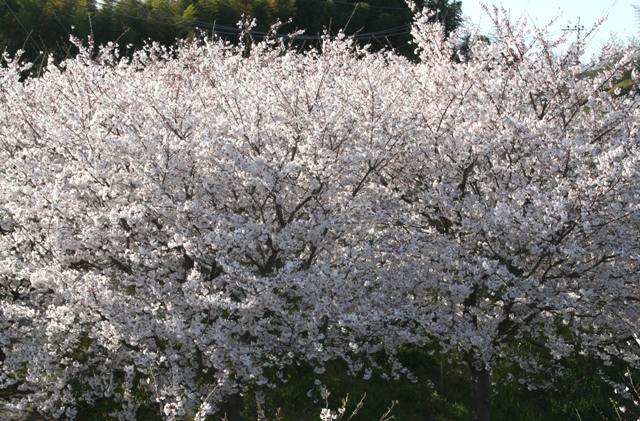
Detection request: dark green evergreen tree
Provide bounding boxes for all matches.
[0,0,464,63]
[423,0,462,36]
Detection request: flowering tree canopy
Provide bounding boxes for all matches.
[1,8,639,421]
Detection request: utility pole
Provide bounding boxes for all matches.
[563,17,587,65]
[563,17,585,40]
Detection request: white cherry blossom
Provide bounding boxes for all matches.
[0,8,639,421]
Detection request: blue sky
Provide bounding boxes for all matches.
[460,0,638,57]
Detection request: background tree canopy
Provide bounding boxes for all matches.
[0,0,462,62]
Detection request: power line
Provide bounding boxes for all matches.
[2,0,42,52]
[332,0,410,11]
[15,0,412,43]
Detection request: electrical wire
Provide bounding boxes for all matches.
[4,0,412,44]
[2,0,42,52]
[332,0,410,11]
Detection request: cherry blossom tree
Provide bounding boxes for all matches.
[0,28,418,419]
[0,7,639,421]
[347,12,640,421]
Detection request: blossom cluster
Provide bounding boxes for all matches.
[1,8,639,419]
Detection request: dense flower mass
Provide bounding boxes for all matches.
[1,8,639,420]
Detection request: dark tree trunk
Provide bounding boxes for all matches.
[465,352,491,421]
[219,392,242,421]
